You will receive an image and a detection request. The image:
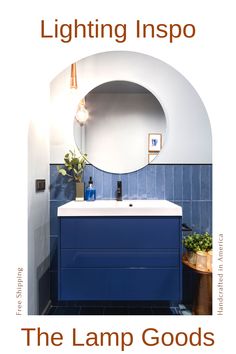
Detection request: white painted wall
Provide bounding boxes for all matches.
[50,51,212,165]
[28,115,50,315]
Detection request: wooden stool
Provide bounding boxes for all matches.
[182,255,212,315]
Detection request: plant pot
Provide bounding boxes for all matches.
[75,182,84,201]
[196,251,208,271]
[207,250,213,272]
[186,250,197,265]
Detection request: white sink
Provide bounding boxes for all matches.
[57,200,182,217]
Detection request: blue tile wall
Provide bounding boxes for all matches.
[155,165,165,199]
[49,163,212,301]
[192,165,201,200]
[183,166,191,200]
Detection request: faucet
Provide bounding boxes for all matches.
[116,181,122,201]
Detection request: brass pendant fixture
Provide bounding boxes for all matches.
[70,63,78,89]
[70,62,89,125]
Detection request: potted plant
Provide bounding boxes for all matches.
[183,232,212,266]
[57,150,87,201]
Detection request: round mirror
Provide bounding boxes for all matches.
[74,81,167,174]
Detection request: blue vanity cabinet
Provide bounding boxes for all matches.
[58,216,182,301]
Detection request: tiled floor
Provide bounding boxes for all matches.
[45,302,192,315]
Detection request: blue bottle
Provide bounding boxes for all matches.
[85,176,96,201]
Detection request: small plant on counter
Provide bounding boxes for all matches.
[57,150,87,183]
[183,232,212,252]
[183,232,212,266]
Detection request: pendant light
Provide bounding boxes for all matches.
[70,62,89,125]
[75,98,89,125]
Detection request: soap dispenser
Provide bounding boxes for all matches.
[85,176,96,201]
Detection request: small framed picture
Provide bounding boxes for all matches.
[148,153,158,163]
[148,133,162,152]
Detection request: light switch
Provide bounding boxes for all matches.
[36,179,46,192]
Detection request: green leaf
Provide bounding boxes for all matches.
[58,169,67,176]
[57,150,88,182]
[71,158,79,165]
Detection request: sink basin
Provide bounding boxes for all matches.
[58,200,182,217]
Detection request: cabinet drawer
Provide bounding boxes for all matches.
[59,268,180,301]
[60,216,181,249]
[61,249,179,268]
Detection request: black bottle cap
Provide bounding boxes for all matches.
[89,176,93,185]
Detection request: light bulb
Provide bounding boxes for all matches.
[75,104,89,125]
